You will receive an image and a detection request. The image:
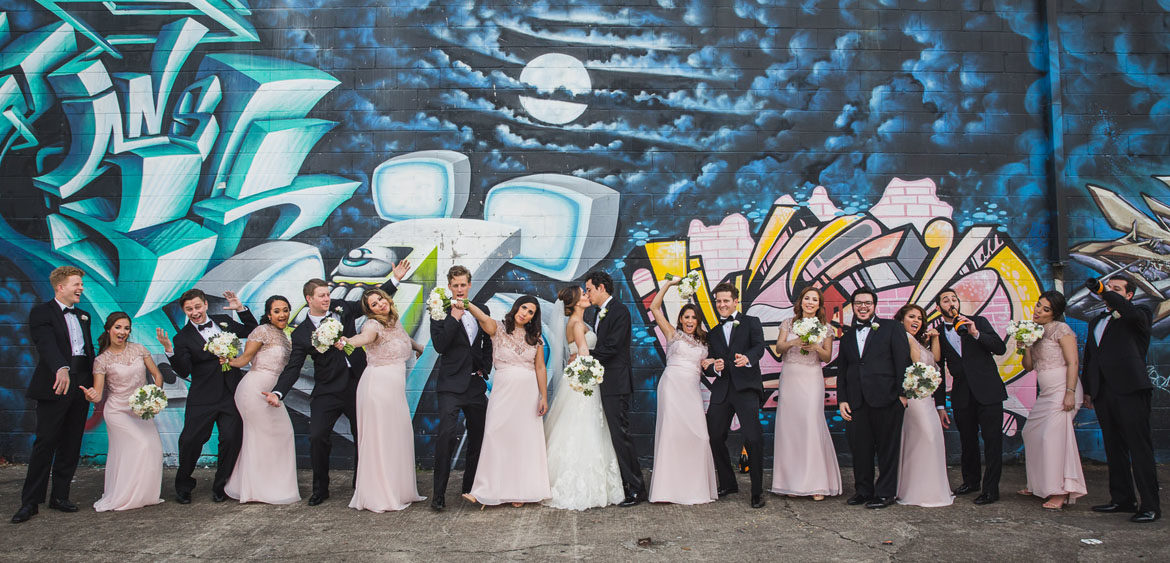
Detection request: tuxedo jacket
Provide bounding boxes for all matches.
[701,313,766,404]
[429,301,493,394]
[27,300,95,401]
[835,318,912,409]
[592,298,633,396]
[937,314,1007,408]
[273,279,398,399]
[170,311,259,407]
[1081,290,1152,397]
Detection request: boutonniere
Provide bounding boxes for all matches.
[218,322,228,329]
[732,319,740,327]
[334,306,344,314]
[870,321,880,331]
[598,308,608,321]
[79,314,88,322]
[1111,310,1121,320]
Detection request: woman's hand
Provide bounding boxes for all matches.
[701,358,715,370]
[923,328,939,340]
[335,337,347,351]
[1062,390,1077,411]
[79,385,101,403]
[899,396,908,408]
[537,395,548,416]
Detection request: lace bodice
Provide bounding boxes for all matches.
[665,331,707,369]
[361,319,413,367]
[566,323,598,357]
[492,319,542,370]
[911,338,939,370]
[780,317,830,366]
[93,342,151,402]
[246,324,291,373]
[1030,320,1073,371]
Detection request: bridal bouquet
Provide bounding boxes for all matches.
[426,287,466,321]
[129,384,168,420]
[204,332,242,372]
[791,317,830,355]
[664,271,703,301]
[902,362,943,400]
[564,355,605,397]
[312,317,354,355]
[1006,319,1044,348]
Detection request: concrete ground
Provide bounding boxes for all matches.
[2,462,1167,562]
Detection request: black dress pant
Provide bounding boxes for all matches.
[21,388,91,506]
[432,385,488,499]
[601,393,646,497]
[308,380,359,495]
[175,398,242,496]
[706,388,764,496]
[1095,385,1161,512]
[845,399,904,499]
[953,386,1003,495]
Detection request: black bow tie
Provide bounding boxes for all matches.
[62,307,76,316]
[721,315,736,324]
[198,321,214,330]
[855,318,875,329]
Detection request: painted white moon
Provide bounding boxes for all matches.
[519,53,591,125]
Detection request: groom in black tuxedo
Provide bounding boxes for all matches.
[429,265,492,511]
[836,287,911,509]
[936,287,1007,505]
[1081,275,1161,523]
[702,282,767,509]
[12,266,95,524]
[586,270,646,506]
[157,288,257,504]
[267,260,407,505]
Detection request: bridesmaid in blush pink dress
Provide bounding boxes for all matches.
[344,289,426,512]
[463,295,551,507]
[224,296,300,504]
[770,286,841,500]
[1018,290,1086,510]
[647,276,717,504]
[894,304,954,507]
[85,312,165,512]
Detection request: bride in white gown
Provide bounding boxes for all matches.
[542,286,625,510]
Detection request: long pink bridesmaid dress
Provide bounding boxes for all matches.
[771,318,842,497]
[349,319,425,512]
[649,331,717,504]
[469,320,551,505]
[896,338,954,507]
[93,342,164,512]
[1021,320,1087,503]
[225,323,300,504]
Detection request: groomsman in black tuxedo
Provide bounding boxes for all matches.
[12,267,95,524]
[586,270,647,506]
[266,260,408,506]
[1081,275,1161,523]
[702,282,767,509]
[157,288,257,504]
[429,265,493,511]
[936,287,1007,505]
[836,288,912,509]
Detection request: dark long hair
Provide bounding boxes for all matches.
[260,295,291,325]
[1038,290,1067,320]
[504,295,542,346]
[676,303,707,345]
[98,312,131,354]
[894,304,927,340]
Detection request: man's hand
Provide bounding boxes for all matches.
[156,328,173,354]
[733,353,749,367]
[53,367,70,395]
[938,409,951,428]
[838,401,852,422]
[223,290,245,311]
[712,358,725,372]
[262,392,282,407]
[391,259,411,282]
[1083,395,1094,409]
[955,315,979,339]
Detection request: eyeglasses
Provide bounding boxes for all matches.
[853,301,875,307]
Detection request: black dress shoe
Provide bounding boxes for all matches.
[717,487,739,498]
[953,484,980,496]
[48,498,79,512]
[211,491,227,503]
[1092,502,1138,513]
[751,494,765,509]
[846,494,872,506]
[307,492,329,506]
[618,495,644,507]
[10,504,38,524]
[430,497,445,511]
[175,491,192,505]
[1131,510,1161,523]
[865,497,895,509]
[973,493,999,505]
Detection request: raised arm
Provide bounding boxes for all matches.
[345,319,382,348]
[908,333,920,364]
[463,301,497,337]
[1100,289,1152,336]
[973,315,1006,355]
[649,278,679,341]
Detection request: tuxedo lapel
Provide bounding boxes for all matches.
[48,301,70,350]
[845,328,862,361]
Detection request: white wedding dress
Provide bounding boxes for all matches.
[542,326,626,510]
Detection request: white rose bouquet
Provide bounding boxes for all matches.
[129,384,168,420]
[902,362,943,400]
[664,270,703,301]
[204,332,242,372]
[312,317,354,355]
[427,287,467,321]
[791,317,830,355]
[564,355,606,397]
[1005,319,1044,349]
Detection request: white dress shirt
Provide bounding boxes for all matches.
[460,307,478,343]
[56,299,85,356]
[1094,315,1109,345]
[855,323,871,355]
[943,324,962,357]
[595,296,613,332]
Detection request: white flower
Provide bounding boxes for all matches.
[902,362,942,400]
[791,317,829,355]
[79,314,88,322]
[564,355,605,396]
[218,322,228,329]
[666,270,704,301]
[870,321,880,331]
[311,318,353,355]
[598,308,608,321]
[1111,310,1122,320]
[1006,319,1044,347]
[203,332,242,372]
[427,288,454,321]
[129,383,168,419]
[334,306,344,314]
